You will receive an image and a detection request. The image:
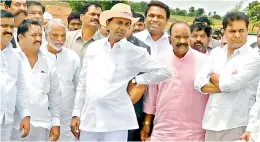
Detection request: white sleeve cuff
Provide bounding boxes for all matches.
[135,75,147,85]
[72,109,81,118]
[52,117,60,126]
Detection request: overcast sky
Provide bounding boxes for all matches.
[131,0,257,16]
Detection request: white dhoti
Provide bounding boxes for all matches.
[1,123,13,141]
[79,130,128,141]
[11,124,49,141]
[205,126,246,141]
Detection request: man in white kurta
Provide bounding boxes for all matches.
[194,12,260,141]
[70,3,172,141]
[11,19,61,141]
[0,10,30,141]
[41,19,81,141]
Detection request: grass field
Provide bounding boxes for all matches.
[169,15,258,34]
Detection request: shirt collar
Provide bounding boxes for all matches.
[173,46,193,61]
[223,43,250,54]
[143,29,169,41]
[76,29,100,41]
[104,37,128,51]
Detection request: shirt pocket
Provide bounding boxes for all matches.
[32,72,50,92]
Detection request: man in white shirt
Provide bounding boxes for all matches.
[11,19,61,141]
[194,11,260,141]
[241,81,260,142]
[134,1,171,56]
[42,19,81,141]
[0,9,30,141]
[70,3,172,141]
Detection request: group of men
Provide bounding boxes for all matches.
[1,0,260,141]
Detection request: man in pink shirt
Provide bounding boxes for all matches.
[141,21,209,141]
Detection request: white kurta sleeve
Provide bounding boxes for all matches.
[194,59,213,94]
[219,55,260,92]
[134,48,172,84]
[16,58,30,119]
[72,55,81,92]
[72,53,88,117]
[246,81,260,132]
[48,65,61,126]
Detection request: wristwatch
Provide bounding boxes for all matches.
[131,78,136,84]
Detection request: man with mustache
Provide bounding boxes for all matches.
[132,12,145,33]
[70,3,172,141]
[4,0,27,28]
[0,10,30,141]
[41,19,81,141]
[26,1,47,45]
[141,21,209,141]
[65,2,103,64]
[190,22,212,55]
[5,0,28,49]
[193,16,221,50]
[11,19,61,141]
[194,12,260,141]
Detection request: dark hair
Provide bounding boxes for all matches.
[1,10,14,18]
[27,1,44,13]
[190,22,212,37]
[67,12,81,24]
[222,11,249,30]
[134,12,145,22]
[4,0,28,8]
[17,19,41,42]
[144,1,170,20]
[81,2,102,15]
[194,16,211,26]
[168,21,190,36]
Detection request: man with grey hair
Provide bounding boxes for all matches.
[42,19,81,141]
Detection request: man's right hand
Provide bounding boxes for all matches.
[140,124,150,141]
[70,116,80,139]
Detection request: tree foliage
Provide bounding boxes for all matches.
[245,1,260,30]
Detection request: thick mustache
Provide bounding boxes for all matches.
[3,32,13,36]
[14,10,27,16]
[176,43,188,47]
[34,41,41,45]
[91,19,99,23]
[195,41,203,46]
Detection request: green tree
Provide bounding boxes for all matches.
[130,1,147,12]
[196,8,205,16]
[245,1,260,31]
[65,0,128,12]
[188,6,195,16]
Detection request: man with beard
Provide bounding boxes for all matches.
[5,0,27,48]
[141,21,209,141]
[41,19,81,141]
[194,12,260,141]
[190,22,212,55]
[11,20,61,141]
[70,3,172,141]
[134,1,171,56]
[132,12,145,33]
[0,10,30,141]
[65,2,102,64]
